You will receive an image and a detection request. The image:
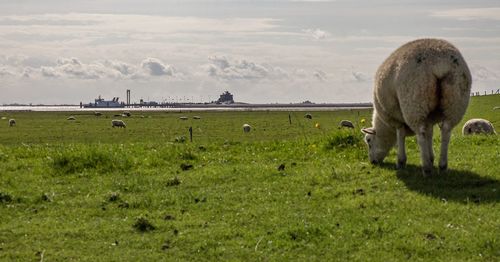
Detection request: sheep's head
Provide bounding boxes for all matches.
[361,127,392,164]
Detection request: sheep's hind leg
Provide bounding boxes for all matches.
[439,121,452,172]
[416,123,434,176]
[396,127,407,169]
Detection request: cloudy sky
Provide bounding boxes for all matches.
[1,0,499,104]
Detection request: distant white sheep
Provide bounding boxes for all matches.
[111,119,126,128]
[243,124,251,133]
[179,116,188,120]
[339,120,354,129]
[193,116,201,120]
[67,116,76,121]
[94,112,102,116]
[305,113,312,119]
[361,39,471,176]
[462,118,496,135]
[9,119,16,127]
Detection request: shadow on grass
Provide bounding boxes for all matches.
[391,164,499,204]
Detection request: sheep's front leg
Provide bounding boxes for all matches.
[439,121,452,172]
[416,123,434,176]
[396,127,407,169]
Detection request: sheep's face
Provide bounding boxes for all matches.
[361,128,390,164]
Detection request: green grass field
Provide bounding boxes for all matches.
[0,95,499,261]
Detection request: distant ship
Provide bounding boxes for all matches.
[83,96,125,108]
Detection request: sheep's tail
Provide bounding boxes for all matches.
[432,53,472,126]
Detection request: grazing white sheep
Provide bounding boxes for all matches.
[111,119,126,128]
[340,120,354,129]
[9,119,16,127]
[305,113,312,119]
[179,116,188,120]
[361,39,471,176]
[462,118,496,135]
[243,124,251,133]
[494,106,500,110]
[94,112,102,116]
[193,116,201,120]
[67,116,76,121]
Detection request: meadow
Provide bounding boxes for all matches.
[0,95,499,261]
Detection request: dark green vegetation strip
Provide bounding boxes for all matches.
[0,95,499,261]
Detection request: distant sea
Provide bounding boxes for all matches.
[0,104,372,112]
[0,106,81,112]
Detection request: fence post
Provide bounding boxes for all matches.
[289,114,292,125]
[189,126,193,142]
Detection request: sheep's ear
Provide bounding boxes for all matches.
[361,127,376,135]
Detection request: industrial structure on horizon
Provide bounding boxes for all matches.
[81,90,236,108]
[79,89,374,109]
[216,91,234,104]
[82,95,125,108]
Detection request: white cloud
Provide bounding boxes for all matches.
[0,66,15,77]
[303,28,329,40]
[0,55,29,67]
[431,8,500,21]
[0,3,498,104]
[22,67,34,78]
[313,70,327,81]
[51,58,117,79]
[341,68,370,83]
[40,66,61,78]
[0,13,280,38]
[292,69,308,78]
[470,65,498,81]
[351,71,369,82]
[203,56,337,84]
[3,54,332,83]
[140,58,176,77]
[102,60,136,76]
[6,57,180,80]
[204,56,289,81]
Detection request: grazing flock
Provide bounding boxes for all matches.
[2,39,498,177]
